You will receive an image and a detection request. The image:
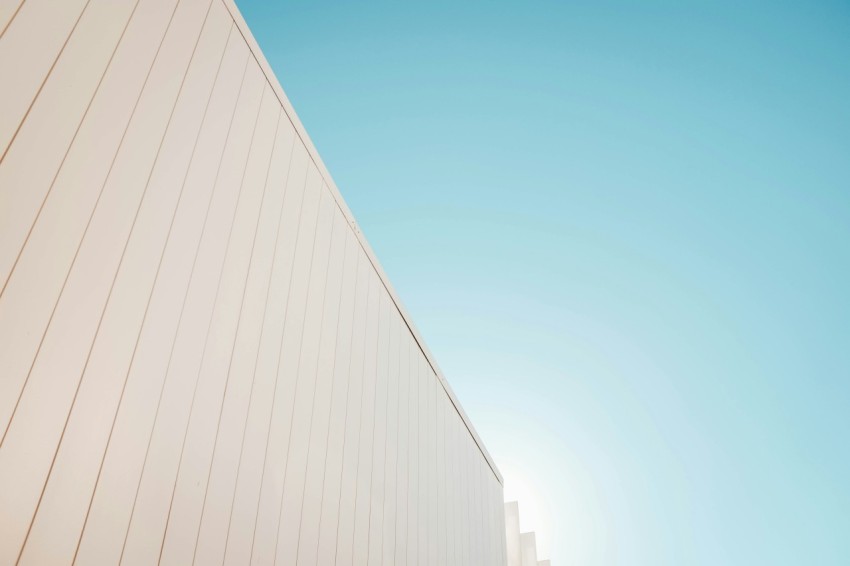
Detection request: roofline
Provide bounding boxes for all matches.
[222,0,504,485]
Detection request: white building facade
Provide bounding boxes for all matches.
[0,0,510,564]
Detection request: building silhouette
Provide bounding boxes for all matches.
[0,0,551,563]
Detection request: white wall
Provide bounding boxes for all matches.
[505,501,523,566]
[521,532,539,566]
[0,0,506,564]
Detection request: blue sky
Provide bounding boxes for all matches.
[236,1,850,563]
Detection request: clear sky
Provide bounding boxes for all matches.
[235,1,850,564]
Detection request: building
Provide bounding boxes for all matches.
[504,502,549,566]
[0,0,519,564]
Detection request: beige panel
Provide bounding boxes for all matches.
[444,394,455,566]
[448,408,459,565]
[474,450,483,564]
[218,143,311,566]
[461,410,470,565]
[323,248,370,566]
[446,406,456,566]
[458,413,468,565]
[336,269,380,565]
[0,0,138,304]
[9,5,229,566]
[296,227,359,566]
[463,412,473,566]
[72,9,257,561]
[2,7,237,555]
[487,472,498,566]
[490,481,497,564]
[499,480,510,566]
[2,1,193,563]
[121,76,279,566]
[521,532,539,566]
[226,156,318,562]
[393,324,411,564]
[474,432,484,564]
[435,384,449,564]
[423,352,433,566]
[468,433,477,564]
[2,0,141,427]
[0,0,24,36]
[407,335,420,565]
[457,409,466,566]
[482,465,490,565]
[480,453,491,564]
[365,290,390,565]
[421,360,432,565]
[486,477,495,565]
[194,123,306,566]
[103,28,256,565]
[16,11,248,566]
[429,362,439,565]
[443,396,452,566]
[485,463,492,566]
[497,485,509,566]
[0,0,87,155]
[273,184,339,566]
[314,244,367,565]
[447,390,455,565]
[276,193,348,564]
[490,484,507,564]
[416,354,429,565]
[380,308,400,565]
[473,425,483,563]
[352,270,381,565]
[244,165,325,566]
[159,92,294,566]
[449,407,459,565]
[478,432,487,563]
[209,139,311,566]
[428,365,439,565]
[121,55,270,566]
[466,417,474,565]
[0,0,180,439]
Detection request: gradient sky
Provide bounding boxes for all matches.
[236,1,850,564]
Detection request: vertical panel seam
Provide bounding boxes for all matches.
[347,276,376,563]
[190,81,292,566]
[0,0,26,38]
[242,140,317,565]
[117,19,243,565]
[70,2,221,561]
[293,217,348,565]
[217,0,502,484]
[331,268,369,566]
[314,249,360,565]
[0,0,142,447]
[0,0,92,166]
[364,293,385,566]
[220,132,309,566]
[9,0,186,559]
[252,173,322,565]
[271,186,337,563]
[158,64,274,565]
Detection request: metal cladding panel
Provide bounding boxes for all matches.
[521,532,540,566]
[505,501,523,566]
[0,0,506,564]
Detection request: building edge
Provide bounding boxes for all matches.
[221,0,503,484]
